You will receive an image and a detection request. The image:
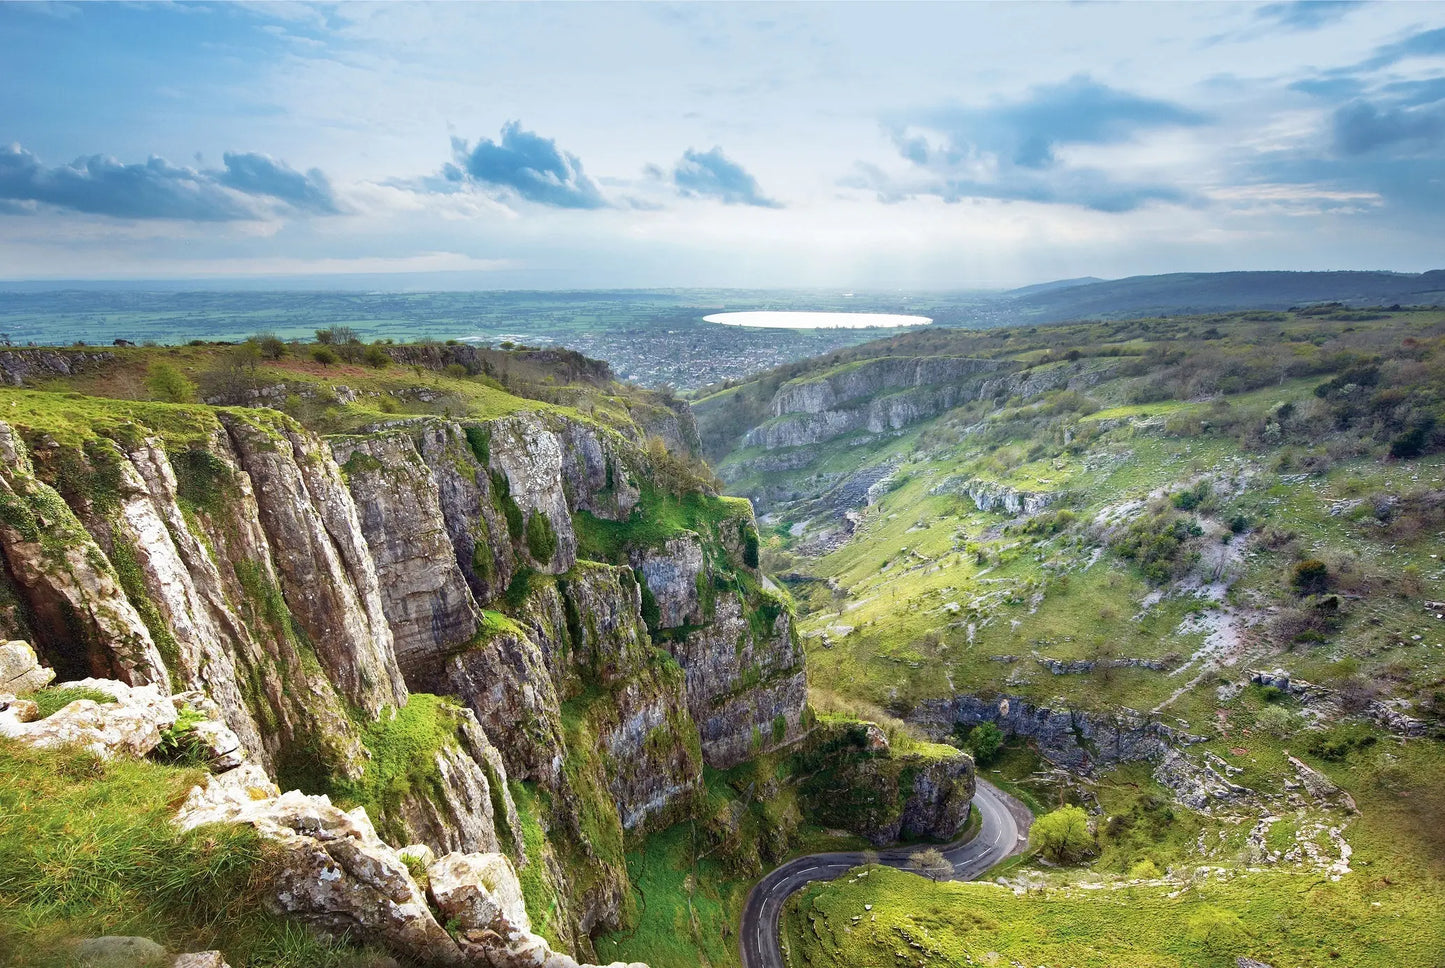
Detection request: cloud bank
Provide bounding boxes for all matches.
[447,122,607,209]
[0,144,342,220]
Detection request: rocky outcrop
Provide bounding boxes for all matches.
[0,640,53,693]
[0,390,802,962]
[330,432,485,674]
[0,677,176,758]
[219,413,407,717]
[793,720,976,846]
[673,592,807,768]
[899,756,976,840]
[910,693,1200,775]
[0,424,169,688]
[742,357,1011,451]
[0,348,115,387]
[931,476,1058,517]
[175,765,467,966]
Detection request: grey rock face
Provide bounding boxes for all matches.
[410,419,517,606]
[220,413,407,717]
[911,693,1200,775]
[330,431,485,675]
[0,423,169,689]
[631,536,705,629]
[670,593,807,768]
[743,357,1011,451]
[487,414,578,574]
[899,755,977,841]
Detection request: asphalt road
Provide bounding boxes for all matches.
[738,779,1032,968]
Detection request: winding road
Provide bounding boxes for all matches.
[738,780,1032,968]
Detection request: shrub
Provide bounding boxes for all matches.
[962,722,1004,765]
[525,512,558,563]
[1291,559,1330,595]
[253,332,287,360]
[362,345,391,369]
[143,362,196,403]
[742,527,761,569]
[444,362,468,379]
[310,346,338,367]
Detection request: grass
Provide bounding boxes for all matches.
[0,738,377,967]
[27,686,117,720]
[595,823,751,968]
[782,862,1445,968]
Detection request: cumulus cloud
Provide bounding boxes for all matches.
[1254,1,1362,32]
[671,147,781,207]
[865,76,1207,212]
[217,152,341,214]
[448,122,607,209]
[0,143,343,220]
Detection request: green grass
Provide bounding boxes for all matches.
[782,862,1445,968]
[0,738,378,967]
[27,686,117,720]
[595,823,751,968]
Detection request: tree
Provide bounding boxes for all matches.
[144,362,196,404]
[362,345,391,369]
[966,722,1004,765]
[907,848,952,884]
[252,332,287,360]
[1029,805,1095,863]
[310,346,338,367]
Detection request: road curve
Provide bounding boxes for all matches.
[739,780,1032,968]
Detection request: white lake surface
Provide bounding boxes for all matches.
[702,311,932,329]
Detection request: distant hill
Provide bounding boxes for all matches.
[1002,276,1105,299]
[1006,269,1445,321]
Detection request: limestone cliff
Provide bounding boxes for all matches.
[0,386,804,960]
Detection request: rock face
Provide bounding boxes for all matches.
[910,693,1200,775]
[793,721,976,846]
[0,393,803,962]
[741,357,1012,451]
[329,432,485,675]
[930,476,1058,517]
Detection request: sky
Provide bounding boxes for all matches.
[1,0,1443,290]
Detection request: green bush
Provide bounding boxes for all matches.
[525,511,558,563]
[143,362,196,404]
[309,346,338,367]
[1291,559,1330,595]
[362,345,391,369]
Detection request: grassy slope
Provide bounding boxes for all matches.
[709,308,1445,968]
[0,738,378,967]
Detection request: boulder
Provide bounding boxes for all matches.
[170,691,247,772]
[0,678,177,759]
[0,640,53,694]
[427,851,532,935]
[171,955,231,968]
[175,765,463,966]
[72,936,169,968]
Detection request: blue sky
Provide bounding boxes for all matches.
[1,0,1442,288]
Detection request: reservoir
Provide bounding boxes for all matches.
[702,311,932,329]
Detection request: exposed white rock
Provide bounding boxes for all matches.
[0,640,53,694]
[428,851,532,935]
[0,678,176,759]
[175,765,465,966]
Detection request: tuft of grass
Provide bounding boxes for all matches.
[28,686,117,720]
